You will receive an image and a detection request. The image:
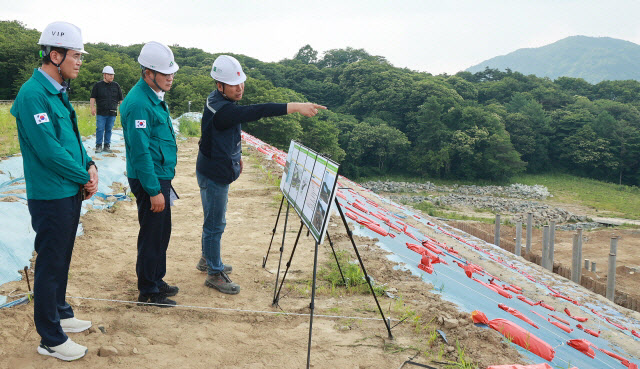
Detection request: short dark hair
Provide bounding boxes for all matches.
[41,46,68,65]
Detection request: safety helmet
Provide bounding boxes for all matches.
[210,55,246,85]
[102,66,115,74]
[138,41,179,74]
[38,21,88,54]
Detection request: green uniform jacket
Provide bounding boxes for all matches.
[120,78,177,196]
[10,69,91,200]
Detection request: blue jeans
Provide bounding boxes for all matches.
[197,171,229,274]
[96,115,116,146]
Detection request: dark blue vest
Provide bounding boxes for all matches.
[197,90,242,184]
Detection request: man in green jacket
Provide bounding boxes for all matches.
[120,41,179,307]
[10,21,97,362]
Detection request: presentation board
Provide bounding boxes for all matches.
[280,141,339,244]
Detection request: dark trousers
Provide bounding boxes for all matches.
[28,191,82,347]
[128,178,172,295]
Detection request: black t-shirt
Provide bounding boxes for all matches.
[90,80,124,116]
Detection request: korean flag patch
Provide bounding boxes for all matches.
[34,113,49,125]
[135,120,147,129]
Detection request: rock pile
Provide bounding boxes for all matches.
[361,181,587,226]
[362,181,551,200]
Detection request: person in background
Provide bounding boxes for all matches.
[10,21,97,361]
[120,41,180,307]
[90,65,123,153]
[196,55,326,294]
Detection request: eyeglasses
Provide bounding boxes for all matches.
[66,52,84,62]
[156,71,175,78]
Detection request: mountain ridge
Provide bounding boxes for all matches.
[466,35,640,83]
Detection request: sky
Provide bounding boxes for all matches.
[4,0,640,75]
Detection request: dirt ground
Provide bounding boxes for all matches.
[458,218,640,306]
[1,138,638,369]
[0,138,527,369]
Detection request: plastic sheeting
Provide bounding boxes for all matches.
[241,131,640,369]
[0,115,186,290]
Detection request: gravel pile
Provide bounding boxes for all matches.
[362,181,551,200]
[360,181,588,226]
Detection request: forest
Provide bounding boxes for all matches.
[2,20,639,185]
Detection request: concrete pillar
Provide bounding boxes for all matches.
[548,221,555,270]
[515,222,522,257]
[526,213,533,254]
[584,259,590,270]
[606,237,618,301]
[494,214,500,246]
[571,234,582,284]
[577,228,583,271]
[591,261,596,273]
[542,225,550,270]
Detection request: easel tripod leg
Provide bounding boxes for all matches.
[326,232,347,286]
[306,240,320,369]
[263,196,285,268]
[272,201,290,305]
[334,198,393,339]
[273,222,304,305]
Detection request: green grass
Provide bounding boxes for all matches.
[413,201,495,223]
[513,173,640,220]
[318,250,386,296]
[0,104,20,156]
[0,103,122,156]
[176,115,201,137]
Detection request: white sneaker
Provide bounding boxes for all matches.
[60,317,92,333]
[37,338,87,361]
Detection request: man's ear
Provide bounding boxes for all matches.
[50,49,63,64]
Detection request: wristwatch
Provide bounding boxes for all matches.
[87,160,97,171]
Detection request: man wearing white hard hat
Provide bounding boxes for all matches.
[90,65,123,153]
[10,21,97,361]
[195,55,326,294]
[120,41,180,307]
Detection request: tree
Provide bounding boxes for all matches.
[317,47,386,69]
[0,21,40,99]
[348,121,410,173]
[293,45,318,64]
[554,76,592,97]
[560,125,617,176]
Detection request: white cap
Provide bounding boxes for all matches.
[38,21,88,54]
[210,55,246,85]
[102,66,115,74]
[138,41,179,74]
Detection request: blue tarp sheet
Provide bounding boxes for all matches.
[241,133,640,369]
[0,130,128,287]
[343,190,640,369]
[0,115,187,289]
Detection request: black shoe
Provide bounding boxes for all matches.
[103,144,111,153]
[95,145,103,153]
[137,293,176,307]
[158,282,179,297]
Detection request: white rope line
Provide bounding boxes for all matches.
[230,186,280,192]
[65,295,390,322]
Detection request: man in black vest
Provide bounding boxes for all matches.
[90,66,123,153]
[196,55,326,294]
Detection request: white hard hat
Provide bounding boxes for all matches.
[38,21,88,54]
[102,66,115,74]
[138,41,179,74]
[210,55,246,85]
